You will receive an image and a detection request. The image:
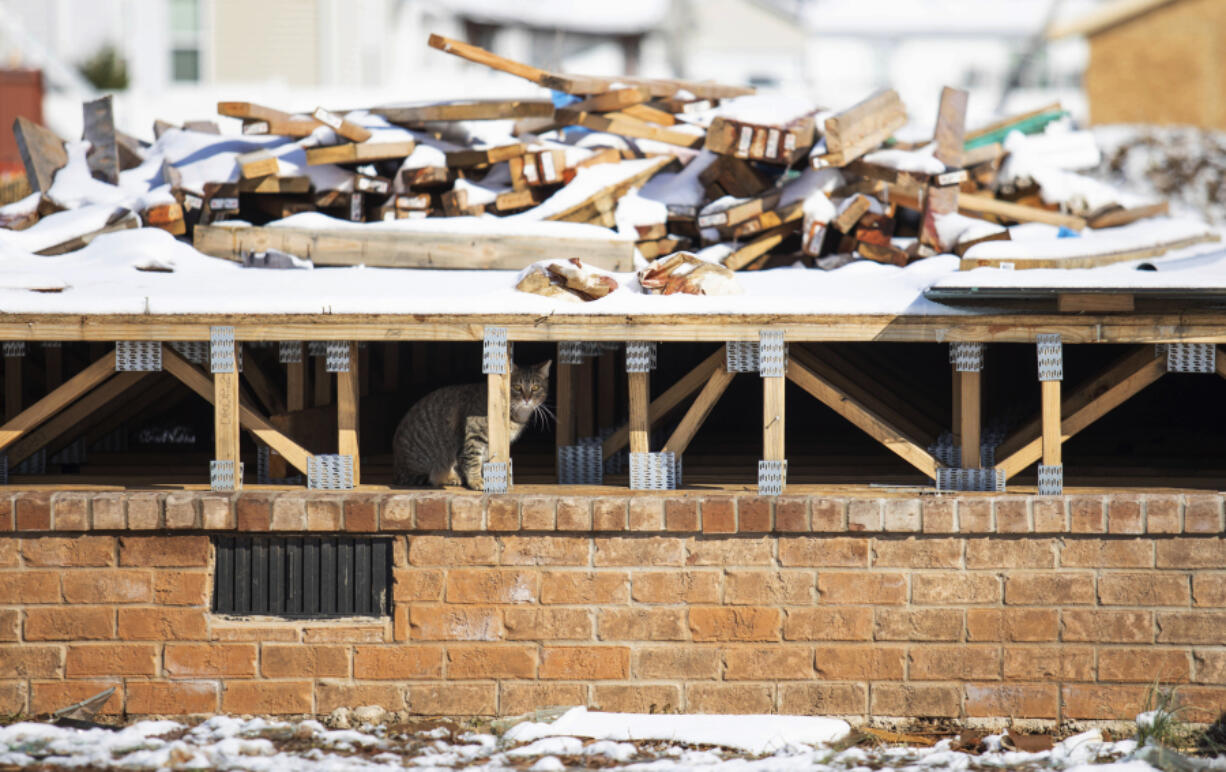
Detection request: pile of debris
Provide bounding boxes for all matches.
[0,33,1206,300]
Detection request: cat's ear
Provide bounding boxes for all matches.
[536,360,552,378]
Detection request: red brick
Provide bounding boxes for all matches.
[701,498,736,533]
[1032,498,1066,532]
[500,682,587,715]
[127,682,218,715]
[593,684,682,713]
[774,497,809,532]
[305,496,341,531]
[164,492,200,529]
[118,608,207,640]
[6,571,61,603]
[779,537,869,567]
[353,646,443,679]
[445,569,537,604]
[966,538,1056,568]
[541,571,628,604]
[913,573,999,604]
[994,498,1030,533]
[125,493,162,530]
[222,681,312,714]
[1146,496,1181,534]
[632,571,719,604]
[408,535,497,566]
[31,681,122,715]
[1185,496,1223,533]
[592,498,627,530]
[848,499,882,531]
[818,572,906,604]
[25,607,113,640]
[62,570,151,603]
[724,645,814,679]
[449,497,483,530]
[519,497,556,531]
[664,498,699,532]
[689,607,780,641]
[871,683,960,718]
[633,646,721,679]
[503,607,592,640]
[1062,684,1148,719]
[153,570,209,605]
[1098,648,1190,683]
[628,497,664,531]
[873,538,960,568]
[15,493,51,531]
[882,499,920,532]
[1108,496,1144,534]
[784,607,874,641]
[269,494,306,530]
[235,494,272,531]
[0,609,17,641]
[1060,539,1152,568]
[22,535,114,567]
[965,683,1058,718]
[408,683,494,715]
[874,608,963,641]
[724,570,813,605]
[780,683,866,715]
[393,569,443,602]
[686,683,773,714]
[687,537,773,566]
[0,645,63,677]
[737,497,772,532]
[1158,538,1226,569]
[539,646,629,679]
[1156,611,1226,643]
[303,625,388,643]
[958,499,992,533]
[595,537,684,566]
[400,496,437,530]
[1062,610,1153,643]
[261,644,349,678]
[1004,572,1095,605]
[446,644,536,678]
[556,498,591,531]
[0,539,17,566]
[499,536,587,566]
[909,645,1001,680]
[1098,573,1188,606]
[200,495,234,530]
[66,644,157,676]
[317,682,407,713]
[409,606,502,641]
[119,535,209,567]
[597,608,686,640]
[1003,646,1094,681]
[814,645,905,680]
[0,497,12,533]
[922,498,955,533]
[1069,496,1106,533]
[487,498,520,531]
[164,643,257,676]
[966,609,1058,642]
[51,493,89,531]
[1193,650,1226,684]
[812,498,847,531]
[343,496,378,532]
[1193,574,1226,607]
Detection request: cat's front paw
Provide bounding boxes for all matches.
[464,477,484,492]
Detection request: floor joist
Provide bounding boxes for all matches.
[0,349,117,452]
[5,371,150,466]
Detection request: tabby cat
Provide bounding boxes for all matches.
[392,360,551,490]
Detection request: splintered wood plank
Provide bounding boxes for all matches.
[786,356,938,478]
[445,143,526,168]
[194,223,634,271]
[4,372,148,466]
[428,34,551,85]
[560,107,705,146]
[960,230,1219,270]
[374,99,554,123]
[543,155,673,224]
[818,89,907,166]
[932,86,968,168]
[312,107,372,142]
[920,184,960,252]
[705,116,816,166]
[0,349,116,451]
[241,118,323,137]
[566,87,652,113]
[306,140,417,166]
[236,150,280,179]
[619,103,677,126]
[237,176,311,194]
[602,347,725,459]
[628,371,650,454]
[997,354,1166,479]
[763,372,785,463]
[959,369,981,469]
[956,193,1086,230]
[1087,201,1169,229]
[82,95,119,184]
[13,116,67,192]
[1041,379,1061,467]
[662,366,735,456]
[723,222,800,271]
[337,341,360,484]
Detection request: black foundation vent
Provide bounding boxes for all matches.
[212,536,392,618]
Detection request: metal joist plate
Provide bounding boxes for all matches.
[758,459,787,496]
[726,341,759,373]
[483,327,509,374]
[308,454,355,490]
[629,451,678,490]
[325,341,351,373]
[951,342,984,372]
[625,342,657,373]
[935,467,1004,493]
[558,440,603,485]
[2,342,25,358]
[1037,464,1063,496]
[209,326,236,373]
[1036,334,1062,381]
[115,341,162,372]
[483,460,512,493]
[210,459,243,491]
[1165,343,1215,374]
[279,341,304,364]
[758,330,786,377]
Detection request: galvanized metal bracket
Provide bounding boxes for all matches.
[308,454,355,490]
[170,341,208,365]
[483,460,512,493]
[2,342,26,358]
[255,445,270,485]
[1036,334,1063,381]
[559,341,587,366]
[115,341,163,372]
[210,459,243,491]
[325,341,351,373]
[625,342,657,373]
[1037,464,1063,496]
[209,326,236,373]
[936,467,1005,493]
[278,341,303,364]
[951,342,984,372]
[758,330,786,377]
[726,341,759,373]
[41,341,61,349]
[557,439,603,485]
[758,459,787,496]
[629,451,679,490]
[1162,342,1215,374]
[308,341,327,358]
[482,327,509,374]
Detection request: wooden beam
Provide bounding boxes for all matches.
[374,99,554,123]
[428,33,551,86]
[628,371,650,454]
[1041,379,1061,468]
[161,345,313,475]
[4,371,148,466]
[286,344,307,412]
[13,116,66,192]
[956,193,1086,230]
[556,350,576,448]
[82,95,119,185]
[576,357,595,439]
[241,347,285,415]
[1218,348,1226,380]
[997,354,1166,478]
[5,352,21,422]
[932,86,968,169]
[602,346,726,459]
[1057,293,1135,313]
[0,349,116,452]
[951,363,962,448]
[959,369,981,469]
[214,346,241,480]
[764,372,785,466]
[662,367,735,456]
[597,350,616,432]
[337,342,360,484]
[786,356,939,478]
[314,355,330,407]
[488,361,512,468]
[305,141,416,166]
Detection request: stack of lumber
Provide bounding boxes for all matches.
[0,33,1203,275]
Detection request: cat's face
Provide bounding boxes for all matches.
[509,360,551,423]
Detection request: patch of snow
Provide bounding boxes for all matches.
[863,143,946,175]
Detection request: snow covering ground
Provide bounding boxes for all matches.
[0,707,1196,772]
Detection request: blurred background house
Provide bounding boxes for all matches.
[0,0,1159,145]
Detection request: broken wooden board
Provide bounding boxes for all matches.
[705,115,815,166]
[932,86,969,168]
[374,99,554,124]
[238,175,310,194]
[556,109,704,149]
[957,193,1087,230]
[193,221,637,271]
[37,208,141,256]
[958,230,1220,270]
[445,143,526,168]
[305,140,416,166]
[312,107,372,142]
[723,221,800,271]
[219,101,324,137]
[1088,201,1170,229]
[540,156,673,225]
[236,149,279,179]
[815,89,907,168]
[82,95,119,185]
[843,158,966,197]
[13,117,67,193]
[566,87,652,114]
[142,202,186,236]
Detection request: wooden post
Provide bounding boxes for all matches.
[314,353,330,406]
[4,350,21,422]
[359,345,370,398]
[44,345,63,390]
[950,362,962,447]
[597,350,616,432]
[959,369,981,469]
[555,345,575,481]
[214,344,241,481]
[1041,379,1061,468]
[286,344,306,412]
[487,351,511,467]
[577,356,595,439]
[337,341,360,484]
[382,343,399,392]
[628,371,650,454]
[763,373,785,464]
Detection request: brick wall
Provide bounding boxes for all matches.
[1,490,1225,722]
